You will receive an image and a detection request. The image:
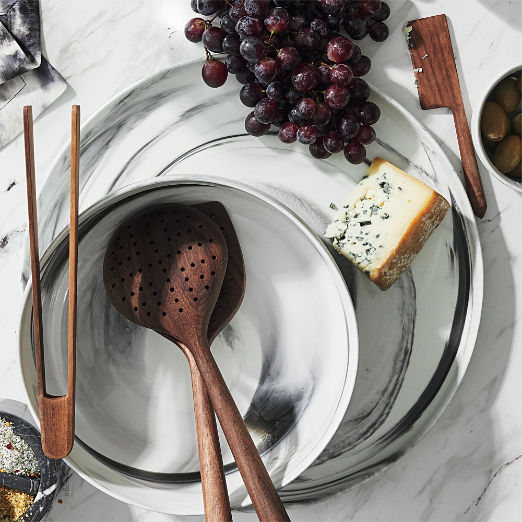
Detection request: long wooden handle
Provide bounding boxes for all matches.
[191,337,290,522]
[23,106,45,397]
[182,344,232,522]
[23,106,79,460]
[451,103,487,218]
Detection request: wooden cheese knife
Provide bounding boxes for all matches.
[406,14,487,218]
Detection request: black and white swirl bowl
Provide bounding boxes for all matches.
[18,61,482,507]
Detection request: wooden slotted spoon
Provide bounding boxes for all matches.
[103,203,290,522]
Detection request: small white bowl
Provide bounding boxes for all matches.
[18,176,358,515]
[471,64,522,193]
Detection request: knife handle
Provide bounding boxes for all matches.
[451,104,487,218]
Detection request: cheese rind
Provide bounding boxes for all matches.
[325,157,450,290]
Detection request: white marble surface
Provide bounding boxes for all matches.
[0,0,520,520]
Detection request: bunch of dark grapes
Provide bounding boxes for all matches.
[185,0,390,164]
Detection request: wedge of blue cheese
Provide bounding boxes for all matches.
[325,158,450,290]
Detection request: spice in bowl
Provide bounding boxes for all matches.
[0,417,39,521]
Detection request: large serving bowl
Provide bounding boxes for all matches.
[18,176,358,515]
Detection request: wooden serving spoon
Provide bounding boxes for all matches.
[103,203,289,522]
[173,201,245,522]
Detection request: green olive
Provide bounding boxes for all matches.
[481,101,509,143]
[493,135,521,174]
[512,113,521,137]
[506,161,521,180]
[493,77,521,114]
[516,74,522,93]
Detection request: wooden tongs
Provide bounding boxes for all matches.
[23,105,80,459]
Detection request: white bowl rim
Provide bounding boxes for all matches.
[471,63,522,193]
[18,174,359,515]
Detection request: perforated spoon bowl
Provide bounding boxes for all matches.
[103,203,289,522]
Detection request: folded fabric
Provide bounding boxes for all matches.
[0,0,66,150]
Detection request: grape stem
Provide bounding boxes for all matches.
[209,7,227,24]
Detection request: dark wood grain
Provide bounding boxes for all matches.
[23,105,79,460]
[103,203,289,522]
[408,14,487,218]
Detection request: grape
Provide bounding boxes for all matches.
[356,124,376,144]
[348,78,370,100]
[202,60,228,87]
[226,55,248,74]
[357,101,380,124]
[330,64,354,86]
[323,131,344,153]
[236,70,255,84]
[310,18,330,39]
[277,47,301,71]
[327,36,354,63]
[185,18,206,43]
[240,82,264,106]
[346,44,362,64]
[309,137,332,158]
[344,141,366,164]
[229,2,247,21]
[289,15,306,31]
[295,28,321,54]
[288,108,306,125]
[236,16,263,37]
[245,111,270,136]
[266,81,284,103]
[313,102,331,126]
[319,0,344,15]
[343,16,368,40]
[264,7,289,33]
[254,98,279,123]
[359,0,382,16]
[324,84,349,109]
[351,55,371,76]
[202,27,225,52]
[278,122,298,143]
[240,36,266,61]
[291,63,320,91]
[372,1,390,21]
[297,125,318,145]
[285,87,302,106]
[244,0,269,18]
[254,57,280,83]
[295,97,316,121]
[339,113,360,140]
[272,111,287,127]
[369,21,389,41]
[222,33,241,55]
[220,13,237,34]
[192,0,224,15]
[317,63,332,88]
[326,14,341,30]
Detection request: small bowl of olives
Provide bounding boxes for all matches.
[472,65,522,192]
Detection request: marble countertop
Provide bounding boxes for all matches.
[0,0,520,520]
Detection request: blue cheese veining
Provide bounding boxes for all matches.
[325,158,450,290]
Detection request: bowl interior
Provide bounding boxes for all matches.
[473,65,522,191]
[22,181,355,489]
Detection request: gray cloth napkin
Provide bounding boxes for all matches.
[0,0,66,149]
